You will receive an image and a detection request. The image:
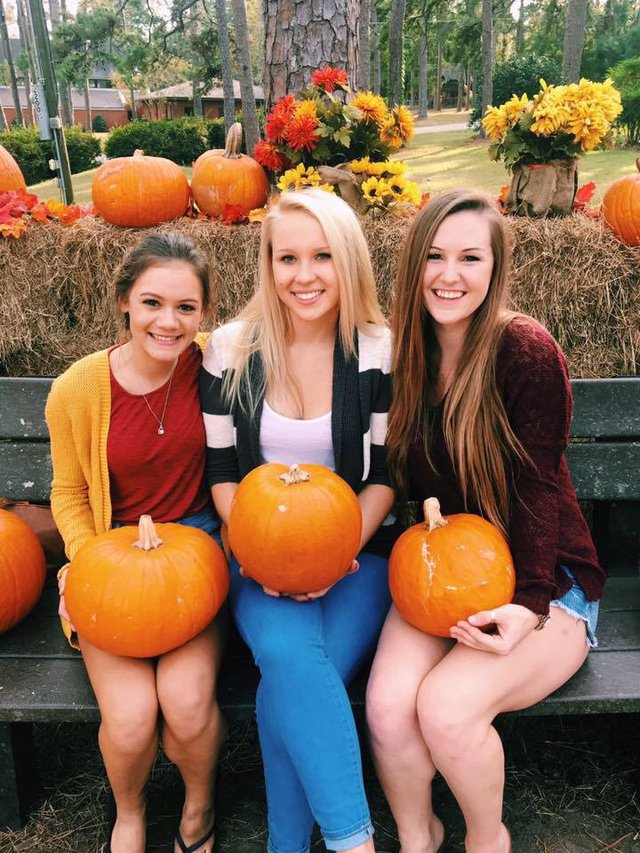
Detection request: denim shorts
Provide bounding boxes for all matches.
[550,565,599,649]
[114,505,223,548]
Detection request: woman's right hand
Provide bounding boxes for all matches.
[240,559,360,601]
[57,567,76,629]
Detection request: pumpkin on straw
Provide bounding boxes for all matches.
[65,515,229,657]
[0,145,27,194]
[601,158,640,246]
[228,463,362,594]
[389,497,515,637]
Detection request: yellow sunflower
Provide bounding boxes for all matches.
[350,92,388,125]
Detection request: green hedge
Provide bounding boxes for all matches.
[0,125,101,185]
[104,118,212,164]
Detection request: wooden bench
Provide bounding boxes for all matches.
[1,375,639,830]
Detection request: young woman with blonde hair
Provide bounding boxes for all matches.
[47,232,226,853]
[201,188,400,853]
[366,189,605,853]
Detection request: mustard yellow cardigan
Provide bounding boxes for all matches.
[45,336,208,645]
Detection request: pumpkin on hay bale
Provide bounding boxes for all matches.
[601,158,640,246]
[389,498,515,637]
[65,515,229,657]
[0,145,27,193]
[228,463,362,594]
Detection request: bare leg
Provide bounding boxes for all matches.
[417,608,588,853]
[367,607,450,853]
[79,636,159,853]
[158,615,227,853]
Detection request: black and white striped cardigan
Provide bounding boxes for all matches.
[200,320,393,497]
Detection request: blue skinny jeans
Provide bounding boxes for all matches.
[228,551,391,853]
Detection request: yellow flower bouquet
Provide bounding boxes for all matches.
[482,78,622,169]
[482,78,622,215]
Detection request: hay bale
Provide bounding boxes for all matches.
[0,213,637,378]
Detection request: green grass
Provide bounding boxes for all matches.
[27,127,639,207]
[402,129,640,202]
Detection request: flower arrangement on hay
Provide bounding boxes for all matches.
[482,78,622,216]
[253,66,421,213]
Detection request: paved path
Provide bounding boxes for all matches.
[413,122,469,134]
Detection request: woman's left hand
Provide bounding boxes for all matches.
[289,559,360,602]
[450,604,541,655]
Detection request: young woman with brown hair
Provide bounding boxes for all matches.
[366,189,605,853]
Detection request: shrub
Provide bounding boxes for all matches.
[471,55,562,125]
[206,118,226,149]
[92,114,108,133]
[0,126,49,184]
[53,126,102,173]
[104,118,209,165]
[609,57,640,145]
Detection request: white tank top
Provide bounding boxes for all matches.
[260,400,335,469]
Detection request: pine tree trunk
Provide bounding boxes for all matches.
[388,0,406,105]
[417,22,428,117]
[479,0,493,138]
[465,68,472,110]
[215,0,236,132]
[562,0,588,82]
[434,33,442,110]
[130,84,136,120]
[515,0,525,53]
[16,0,35,123]
[371,1,381,94]
[230,0,260,155]
[84,80,91,131]
[263,0,359,108]
[0,0,24,126]
[358,0,370,90]
[0,102,7,130]
[456,64,464,111]
[190,6,203,118]
[48,0,73,126]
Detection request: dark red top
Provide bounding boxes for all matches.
[408,318,605,615]
[108,343,209,523]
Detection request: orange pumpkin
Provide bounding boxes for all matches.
[0,508,46,634]
[0,145,27,193]
[191,122,269,217]
[92,150,190,228]
[601,158,640,246]
[228,463,362,594]
[389,497,515,637]
[65,515,229,657]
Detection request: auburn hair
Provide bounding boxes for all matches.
[387,189,527,536]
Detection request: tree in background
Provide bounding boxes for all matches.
[0,0,23,125]
[562,0,589,81]
[263,0,359,108]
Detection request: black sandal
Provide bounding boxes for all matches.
[174,822,215,853]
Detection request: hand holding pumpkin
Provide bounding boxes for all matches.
[56,566,75,630]
[451,603,543,654]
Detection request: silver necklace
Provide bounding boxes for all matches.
[141,360,177,435]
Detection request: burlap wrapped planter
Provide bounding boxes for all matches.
[0,213,637,378]
[506,159,579,216]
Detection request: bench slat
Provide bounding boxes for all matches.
[565,442,640,501]
[571,378,640,438]
[0,444,52,502]
[0,379,52,439]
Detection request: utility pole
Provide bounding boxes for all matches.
[26,0,74,203]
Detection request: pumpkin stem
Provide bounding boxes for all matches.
[636,157,640,173]
[423,498,448,533]
[278,464,312,486]
[133,149,145,158]
[224,122,244,160]
[133,515,164,551]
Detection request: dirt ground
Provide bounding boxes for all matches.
[1,713,638,853]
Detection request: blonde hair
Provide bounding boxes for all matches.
[224,189,386,415]
[387,188,527,535]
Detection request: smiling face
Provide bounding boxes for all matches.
[270,209,341,332]
[118,260,204,369]
[422,209,495,340]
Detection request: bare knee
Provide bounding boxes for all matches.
[160,679,219,743]
[100,695,158,757]
[417,679,484,760]
[366,669,420,749]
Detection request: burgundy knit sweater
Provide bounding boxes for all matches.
[408,317,605,616]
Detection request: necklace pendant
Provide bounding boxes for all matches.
[157,426,165,435]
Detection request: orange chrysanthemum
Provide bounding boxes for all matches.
[254,139,287,172]
[311,66,348,93]
[265,94,297,143]
[284,113,320,152]
[351,92,387,125]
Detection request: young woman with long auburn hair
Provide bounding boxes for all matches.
[200,189,400,853]
[366,189,605,853]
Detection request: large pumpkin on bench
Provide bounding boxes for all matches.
[389,497,515,637]
[65,515,228,657]
[0,509,46,634]
[228,463,362,594]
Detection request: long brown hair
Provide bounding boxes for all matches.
[387,189,525,536]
